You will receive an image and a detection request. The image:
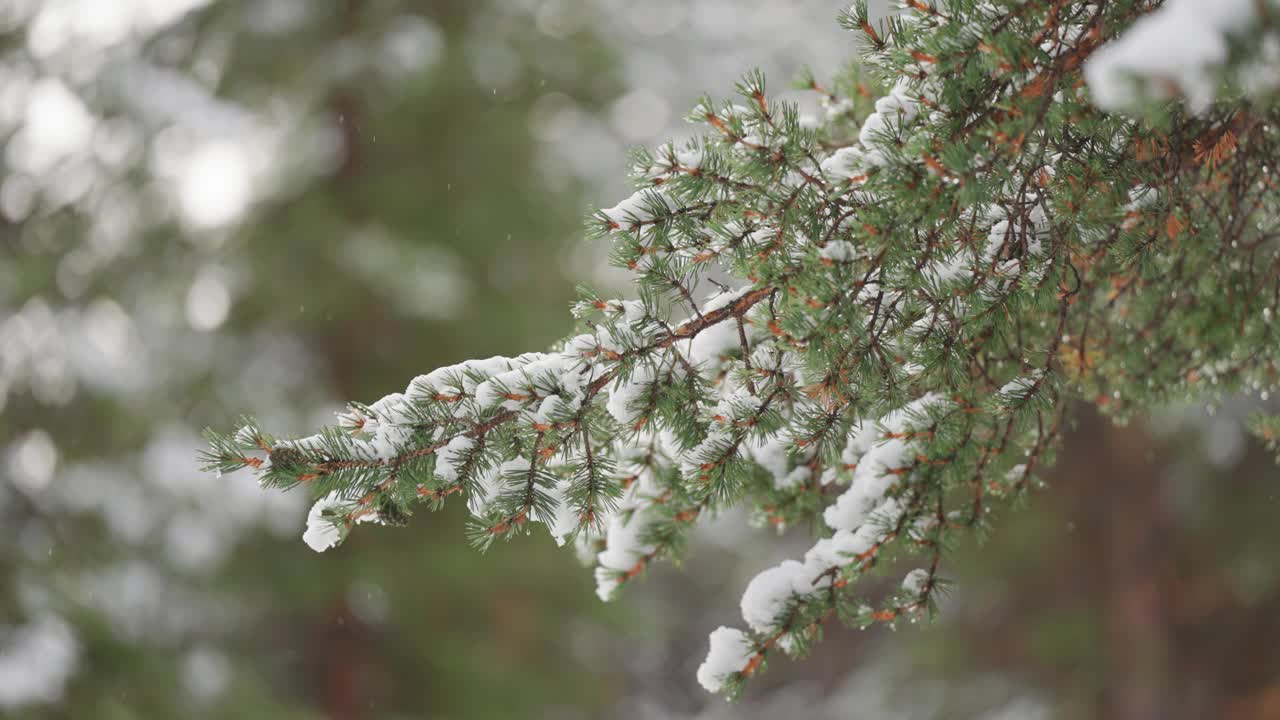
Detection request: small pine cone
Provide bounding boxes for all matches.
[376,496,412,527]
[268,446,307,474]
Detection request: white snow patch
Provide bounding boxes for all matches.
[902,568,930,595]
[1085,0,1262,112]
[303,492,345,552]
[696,626,754,693]
[740,559,816,633]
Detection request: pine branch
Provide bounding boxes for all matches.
[204,0,1280,699]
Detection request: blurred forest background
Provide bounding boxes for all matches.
[2,1,1278,719]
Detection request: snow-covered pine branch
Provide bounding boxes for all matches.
[204,0,1280,700]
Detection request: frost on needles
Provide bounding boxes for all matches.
[204,0,1280,700]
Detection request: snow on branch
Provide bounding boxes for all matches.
[205,0,1280,700]
[1085,0,1280,113]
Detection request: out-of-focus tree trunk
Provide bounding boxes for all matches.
[1065,412,1172,720]
[312,600,378,720]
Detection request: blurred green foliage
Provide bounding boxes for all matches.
[2,1,620,718]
